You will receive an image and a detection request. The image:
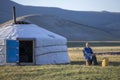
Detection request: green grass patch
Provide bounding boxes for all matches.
[67,41,120,47]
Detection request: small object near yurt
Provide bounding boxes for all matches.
[0,22,70,65]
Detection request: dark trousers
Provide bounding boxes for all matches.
[87,55,98,65]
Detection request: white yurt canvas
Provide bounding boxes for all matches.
[0,23,70,65]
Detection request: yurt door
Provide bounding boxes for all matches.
[6,40,19,63]
[19,40,34,64]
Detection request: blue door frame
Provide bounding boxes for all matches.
[6,40,19,63]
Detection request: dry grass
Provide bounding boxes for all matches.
[68,46,120,53]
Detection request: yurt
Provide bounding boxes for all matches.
[0,22,70,65]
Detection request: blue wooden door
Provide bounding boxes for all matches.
[6,40,19,63]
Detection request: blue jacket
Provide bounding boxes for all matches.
[83,47,93,60]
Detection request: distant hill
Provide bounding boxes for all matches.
[0,0,120,41]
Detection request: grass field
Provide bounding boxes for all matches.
[67,41,120,47]
[0,48,120,80]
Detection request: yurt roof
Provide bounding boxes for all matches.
[0,23,66,41]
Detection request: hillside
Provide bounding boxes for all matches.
[0,0,120,41]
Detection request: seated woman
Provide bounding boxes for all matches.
[83,42,98,65]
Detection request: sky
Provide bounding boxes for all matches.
[11,0,120,12]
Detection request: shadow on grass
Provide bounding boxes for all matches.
[109,62,120,66]
[70,61,85,65]
[70,61,120,66]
